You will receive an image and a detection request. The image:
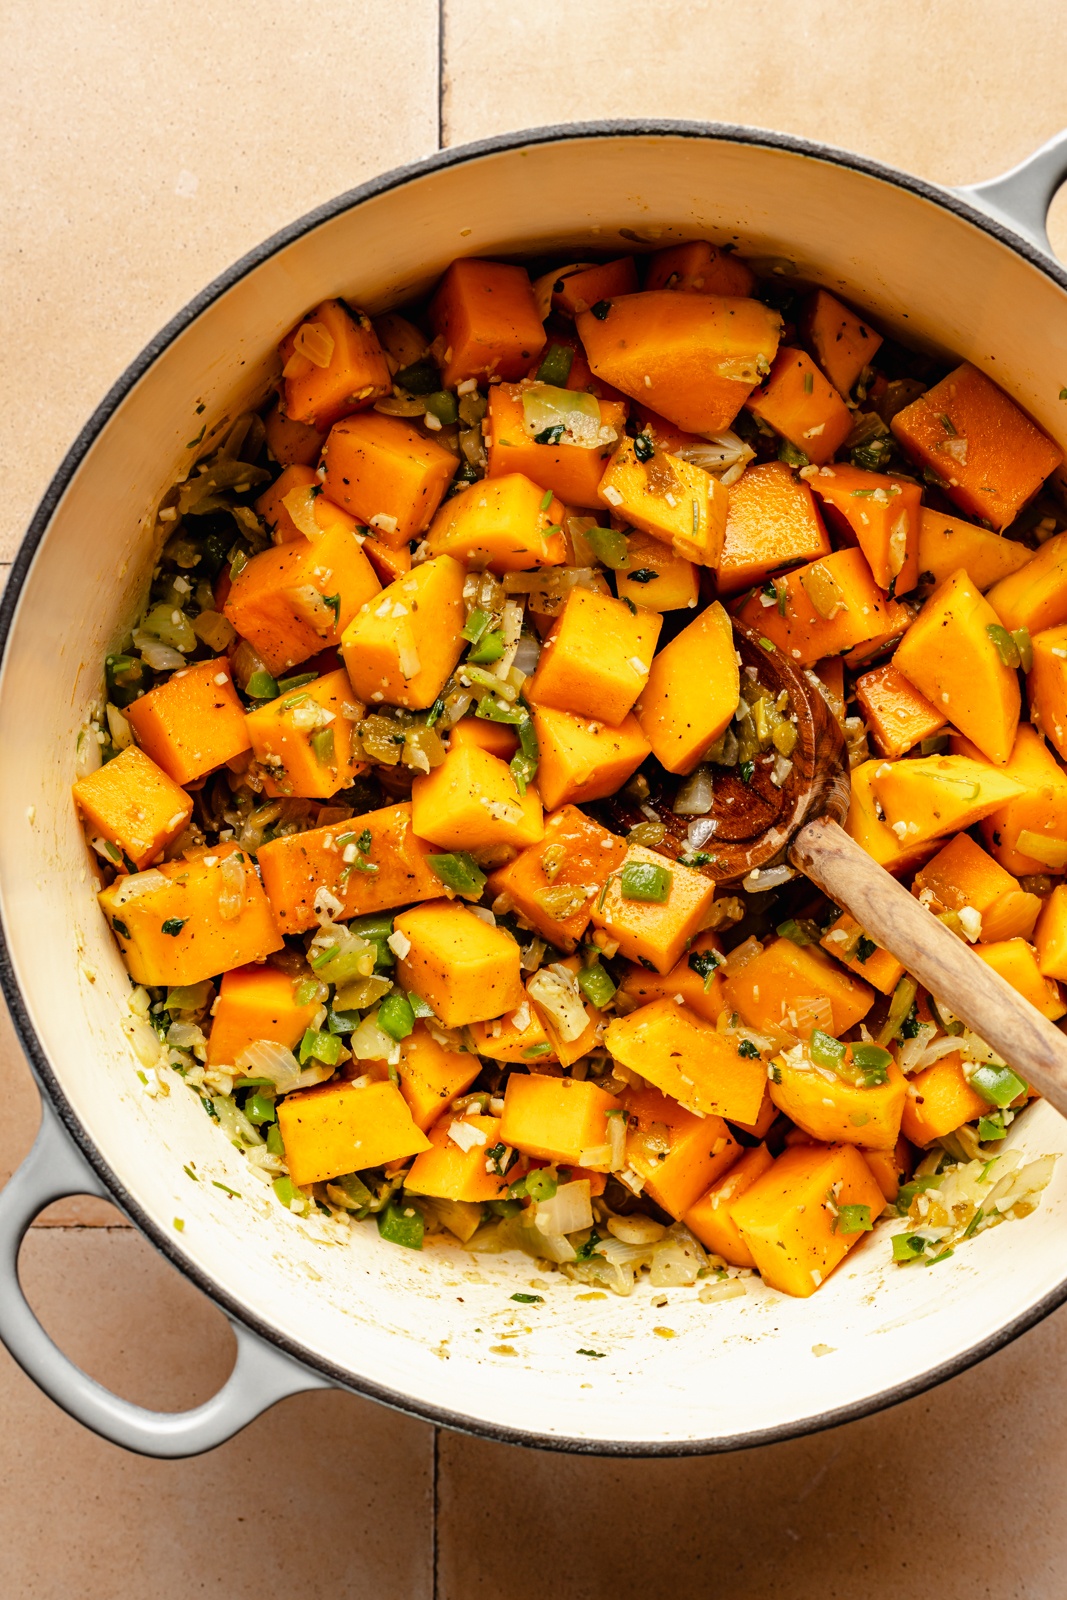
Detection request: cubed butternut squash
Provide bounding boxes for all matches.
[206,963,321,1068]
[620,1085,740,1219]
[597,436,728,566]
[402,1113,510,1203]
[576,291,782,435]
[590,845,716,974]
[820,912,905,995]
[912,833,1041,943]
[411,743,544,853]
[487,805,626,950]
[73,745,192,871]
[447,715,518,760]
[869,753,1026,848]
[984,529,1067,638]
[321,412,458,545]
[256,803,441,934]
[485,384,626,506]
[618,931,727,1024]
[263,400,325,470]
[734,547,910,667]
[863,1136,913,1205]
[952,726,1067,875]
[281,298,391,430]
[918,508,1032,593]
[341,554,466,711]
[393,899,525,1027]
[429,258,546,389]
[615,529,700,611]
[634,600,739,774]
[901,1056,990,1147]
[499,1072,616,1167]
[853,662,946,759]
[99,845,283,987]
[524,587,661,727]
[798,288,883,397]
[278,1079,429,1187]
[469,1000,557,1065]
[526,955,604,1069]
[425,473,567,571]
[716,461,830,596]
[684,1142,774,1266]
[845,759,941,876]
[1035,886,1067,980]
[769,1055,906,1152]
[393,1023,482,1132]
[604,999,766,1123]
[125,659,250,786]
[728,1088,780,1141]
[644,239,755,298]
[531,705,651,812]
[254,464,319,544]
[722,937,874,1039]
[808,463,921,595]
[974,938,1065,1020]
[1029,623,1067,761]
[731,1142,885,1297]
[552,256,639,315]
[745,348,853,466]
[245,669,365,799]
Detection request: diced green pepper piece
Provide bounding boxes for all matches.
[311,727,335,766]
[105,653,148,708]
[468,629,506,665]
[377,1200,425,1250]
[536,343,575,386]
[378,992,416,1042]
[970,1063,1027,1108]
[835,1204,873,1235]
[409,992,435,1020]
[584,526,630,571]
[245,670,279,701]
[327,1008,363,1035]
[850,1043,892,1086]
[427,852,487,897]
[272,1175,307,1212]
[619,861,672,902]
[461,607,490,645]
[348,913,395,941]
[298,1027,343,1067]
[425,391,458,425]
[245,1092,277,1126]
[576,961,616,1009]
[892,1232,927,1262]
[977,1111,1008,1142]
[809,1029,846,1070]
[394,356,441,394]
[985,622,1021,669]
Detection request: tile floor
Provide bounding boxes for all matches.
[4,2,1067,1593]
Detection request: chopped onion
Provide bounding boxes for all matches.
[535,1179,593,1238]
[121,1014,166,1070]
[698,1276,747,1304]
[192,610,237,652]
[235,1039,303,1093]
[282,484,323,540]
[648,1223,708,1287]
[134,637,186,671]
[216,853,246,921]
[527,967,588,1042]
[686,817,718,850]
[723,935,763,975]
[521,383,614,450]
[742,863,795,893]
[511,632,541,677]
[105,703,133,750]
[607,1214,667,1246]
[111,869,169,906]
[673,766,714,816]
[350,1014,399,1064]
[674,431,755,476]
[293,320,334,368]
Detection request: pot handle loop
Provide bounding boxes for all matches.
[0,1097,331,1457]
[955,128,1067,256]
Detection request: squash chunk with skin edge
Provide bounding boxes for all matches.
[853,663,946,760]
[951,726,1067,876]
[281,298,392,431]
[986,528,1067,637]
[620,1085,741,1219]
[486,385,627,507]
[890,363,1063,532]
[246,670,365,799]
[619,931,727,1024]
[411,743,544,853]
[769,1056,907,1152]
[845,760,940,876]
[918,507,1033,593]
[524,587,662,727]
[716,461,830,597]
[734,547,911,668]
[684,1142,774,1267]
[869,755,1026,849]
[645,240,756,298]
[1035,886,1067,981]
[893,569,1020,765]
[635,601,739,774]
[500,1073,616,1167]
[429,258,546,390]
[403,1114,511,1203]
[531,705,651,812]
[486,805,627,950]
[901,1056,991,1147]
[974,938,1066,1020]
[321,412,458,546]
[393,900,525,1028]
[605,999,766,1124]
[745,348,853,466]
[222,522,382,675]
[394,1024,482,1133]
[125,659,250,786]
[278,1079,429,1188]
[590,845,716,974]
[912,833,1041,944]
[1029,623,1067,761]
[256,803,441,935]
[597,436,728,566]
[73,746,193,871]
[425,473,567,572]
[798,289,883,397]
[722,938,874,1040]
[808,463,921,595]
[206,964,321,1068]
[341,554,465,712]
[820,912,905,995]
[576,291,782,435]
[615,529,700,612]
[731,1142,885,1298]
[99,845,283,988]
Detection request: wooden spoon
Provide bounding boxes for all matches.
[608,617,1067,1118]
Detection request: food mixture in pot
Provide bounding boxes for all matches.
[73,243,1066,1300]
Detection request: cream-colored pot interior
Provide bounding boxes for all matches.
[3,127,1067,1451]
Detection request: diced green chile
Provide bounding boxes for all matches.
[377,1201,425,1250]
[378,992,416,1042]
[620,861,672,902]
[427,852,487,896]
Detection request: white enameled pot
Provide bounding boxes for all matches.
[3,122,1067,1460]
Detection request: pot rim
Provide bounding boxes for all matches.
[3,116,1067,1458]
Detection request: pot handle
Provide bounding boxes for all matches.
[954,128,1067,256]
[0,1097,331,1458]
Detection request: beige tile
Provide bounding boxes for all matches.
[4,1228,434,1598]
[0,0,440,565]
[437,1299,1067,1598]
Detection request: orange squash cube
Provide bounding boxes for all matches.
[974,937,1065,1020]
[73,745,192,871]
[597,436,728,566]
[411,743,544,853]
[1029,622,1067,762]
[605,999,766,1124]
[447,716,519,760]
[716,461,830,596]
[820,912,905,995]
[731,1142,885,1297]
[727,1088,779,1140]
[206,963,321,1068]
[853,662,946,760]
[590,845,716,974]
[901,1056,990,1147]
[469,1002,557,1065]
[429,258,545,389]
[254,464,319,544]
[870,754,1026,849]
[531,705,651,812]
[918,508,1032,593]
[393,899,525,1027]
[809,463,921,595]
[485,385,626,507]
[278,1079,429,1188]
[745,348,853,466]
[125,659,250,786]
[951,726,1067,876]
[634,600,739,774]
[912,833,1041,943]
[99,844,283,987]
[1035,885,1067,980]
[615,529,699,611]
[552,256,639,315]
[394,1025,482,1132]
[525,587,661,727]
[770,1055,907,1152]
[526,955,604,1069]
[321,412,458,545]
[891,363,1062,531]
[798,288,883,396]
[644,240,755,298]
[734,547,910,667]
[684,1142,775,1266]
[263,400,324,469]
[621,1085,740,1219]
[223,521,382,676]
[618,932,727,1024]
[486,805,626,950]
[425,472,566,571]
[985,529,1067,639]
[245,669,365,799]
[722,937,873,1040]
[281,298,391,430]
[863,1136,913,1205]
[844,760,940,876]
[256,803,441,934]
[499,1072,616,1167]
[403,1114,510,1203]
[341,554,466,712]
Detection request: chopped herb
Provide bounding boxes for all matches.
[739,759,755,785]
[778,440,810,468]
[534,423,566,446]
[590,300,612,320]
[775,917,818,947]
[938,412,957,435]
[111,918,131,940]
[620,860,672,902]
[963,1206,986,1239]
[322,593,341,624]
[183,1163,199,1182]
[737,1039,761,1059]
[185,424,206,449]
[212,1180,241,1199]
[855,935,876,963]
[986,622,1021,669]
[485,1142,514,1177]
[539,488,554,511]
[1061,387,1067,401]
[803,371,814,394]
[577,1348,608,1358]
[688,949,724,988]
[161,918,186,937]
[634,431,655,462]
[627,567,658,583]
[511,1292,543,1304]
[276,672,317,692]
[758,636,776,652]
[574,1228,605,1262]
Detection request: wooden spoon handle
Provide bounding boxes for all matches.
[789,815,1067,1119]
